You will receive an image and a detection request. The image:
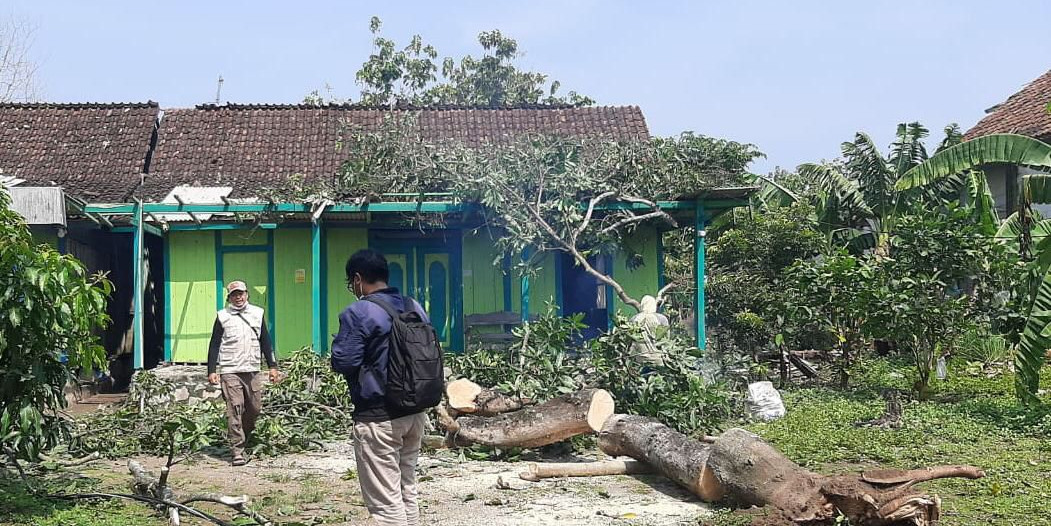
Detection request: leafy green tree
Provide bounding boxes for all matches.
[869,208,1009,397]
[0,187,111,459]
[705,202,825,363]
[753,123,979,252]
[354,17,593,107]
[327,117,760,312]
[782,249,876,388]
[896,133,1051,404]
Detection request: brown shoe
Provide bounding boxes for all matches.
[231,455,247,466]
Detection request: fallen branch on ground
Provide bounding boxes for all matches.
[519,459,654,481]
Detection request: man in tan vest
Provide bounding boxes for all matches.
[207,280,279,466]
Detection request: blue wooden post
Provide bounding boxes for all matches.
[132,200,144,369]
[311,219,323,354]
[695,201,706,350]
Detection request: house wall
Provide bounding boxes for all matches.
[611,227,661,317]
[462,229,507,315]
[164,223,663,362]
[985,164,1011,217]
[273,229,313,354]
[324,227,369,351]
[167,231,218,362]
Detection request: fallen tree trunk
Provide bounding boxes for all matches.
[599,415,984,525]
[446,378,534,416]
[440,388,614,448]
[519,459,654,481]
[598,414,724,501]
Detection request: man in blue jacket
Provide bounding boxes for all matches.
[331,249,429,526]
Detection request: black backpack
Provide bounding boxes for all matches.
[364,295,445,412]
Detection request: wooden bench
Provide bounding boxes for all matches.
[464,311,529,348]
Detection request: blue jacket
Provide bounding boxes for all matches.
[330,288,429,419]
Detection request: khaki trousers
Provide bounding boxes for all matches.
[220,372,263,458]
[353,412,427,526]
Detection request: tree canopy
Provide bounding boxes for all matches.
[308,17,593,107]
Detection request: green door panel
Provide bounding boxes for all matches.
[223,251,270,312]
[423,254,450,341]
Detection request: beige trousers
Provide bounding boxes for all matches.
[220,372,263,458]
[352,412,427,526]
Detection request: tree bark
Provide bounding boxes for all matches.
[519,459,654,481]
[446,378,534,416]
[598,414,725,501]
[440,388,614,448]
[599,416,984,525]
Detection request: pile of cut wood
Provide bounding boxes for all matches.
[436,379,984,526]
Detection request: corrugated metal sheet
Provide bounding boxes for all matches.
[9,186,66,225]
[155,185,233,222]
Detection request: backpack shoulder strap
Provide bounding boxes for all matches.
[363,295,400,320]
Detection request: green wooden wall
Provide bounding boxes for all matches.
[164,224,662,361]
[611,227,661,316]
[511,252,558,315]
[273,229,312,355]
[168,231,218,362]
[324,228,368,351]
[461,230,506,316]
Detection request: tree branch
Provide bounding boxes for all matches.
[497,181,643,311]
[599,210,677,235]
[574,191,617,241]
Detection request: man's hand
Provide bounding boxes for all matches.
[268,368,280,383]
[208,373,219,385]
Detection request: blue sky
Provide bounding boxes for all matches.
[8,0,1051,173]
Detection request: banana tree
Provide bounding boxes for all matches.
[896,133,1051,404]
[732,124,973,251]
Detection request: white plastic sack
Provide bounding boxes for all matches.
[747,381,786,421]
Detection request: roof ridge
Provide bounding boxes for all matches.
[0,101,159,109]
[188,102,617,111]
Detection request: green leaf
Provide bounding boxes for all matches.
[897,134,1051,190]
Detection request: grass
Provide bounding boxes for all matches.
[0,476,165,526]
[706,356,1051,525]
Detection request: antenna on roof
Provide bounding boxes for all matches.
[215,75,224,105]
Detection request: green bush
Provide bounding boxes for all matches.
[448,307,741,437]
[74,348,354,458]
[0,187,112,459]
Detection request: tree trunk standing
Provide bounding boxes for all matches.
[441,388,614,448]
[840,333,851,390]
[778,345,789,388]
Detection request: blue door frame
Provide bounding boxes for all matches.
[369,231,464,352]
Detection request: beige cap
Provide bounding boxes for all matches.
[226,280,248,294]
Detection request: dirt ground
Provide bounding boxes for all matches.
[89,439,711,525]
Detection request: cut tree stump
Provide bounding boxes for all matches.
[446,378,534,416]
[440,388,614,448]
[519,459,654,481]
[599,415,984,525]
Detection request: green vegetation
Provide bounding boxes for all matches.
[72,348,353,458]
[0,187,111,459]
[705,358,1051,526]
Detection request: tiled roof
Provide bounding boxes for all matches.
[965,69,1051,142]
[140,104,649,199]
[0,102,159,201]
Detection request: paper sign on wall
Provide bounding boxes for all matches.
[294,269,306,284]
